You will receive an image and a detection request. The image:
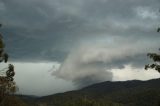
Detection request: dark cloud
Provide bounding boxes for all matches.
[0,0,160,87]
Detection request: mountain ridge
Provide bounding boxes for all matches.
[19,78,160,106]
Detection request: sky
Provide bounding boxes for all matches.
[0,0,160,96]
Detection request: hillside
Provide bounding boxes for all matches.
[21,78,160,106]
[0,95,28,106]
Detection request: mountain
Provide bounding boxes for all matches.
[22,78,160,106]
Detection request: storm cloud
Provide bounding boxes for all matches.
[53,39,159,87]
[53,46,113,87]
[0,0,159,61]
[0,0,160,89]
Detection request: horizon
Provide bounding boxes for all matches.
[15,78,160,97]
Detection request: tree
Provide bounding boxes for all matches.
[145,24,160,72]
[0,24,17,105]
[145,50,160,72]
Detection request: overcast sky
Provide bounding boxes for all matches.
[0,0,160,96]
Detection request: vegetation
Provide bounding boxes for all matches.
[24,79,160,106]
[0,24,28,106]
[145,50,160,72]
[145,26,160,72]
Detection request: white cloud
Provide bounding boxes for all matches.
[53,37,160,87]
[53,46,113,87]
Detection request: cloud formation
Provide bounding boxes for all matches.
[0,0,160,88]
[53,46,113,87]
[0,0,159,62]
[53,38,159,87]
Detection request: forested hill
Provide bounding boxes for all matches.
[26,78,160,106]
[80,78,160,95]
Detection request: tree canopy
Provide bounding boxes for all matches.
[145,27,160,72]
[0,24,17,105]
[145,51,160,72]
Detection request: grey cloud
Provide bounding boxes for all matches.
[0,0,160,89]
[53,39,159,87]
[0,0,159,66]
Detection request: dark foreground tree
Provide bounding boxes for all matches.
[145,24,160,72]
[145,17,160,72]
[0,24,17,106]
[145,50,160,72]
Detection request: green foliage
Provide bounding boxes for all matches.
[145,25,160,72]
[1,96,28,106]
[0,24,18,105]
[145,50,160,72]
[41,95,123,106]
